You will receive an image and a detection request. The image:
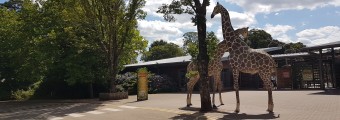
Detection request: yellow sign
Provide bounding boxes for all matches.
[137,73,148,101]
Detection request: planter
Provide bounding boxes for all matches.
[99,92,128,101]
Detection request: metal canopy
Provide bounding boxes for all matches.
[302,41,340,51]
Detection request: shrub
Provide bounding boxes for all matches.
[11,81,41,100]
[148,74,177,93]
[115,72,138,94]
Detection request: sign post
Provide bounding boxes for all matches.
[137,68,148,101]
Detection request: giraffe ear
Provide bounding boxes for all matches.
[217,2,219,5]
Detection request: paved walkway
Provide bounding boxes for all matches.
[0,90,339,120]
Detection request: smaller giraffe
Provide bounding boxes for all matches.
[186,27,249,108]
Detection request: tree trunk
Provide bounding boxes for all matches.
[196,6,212,112]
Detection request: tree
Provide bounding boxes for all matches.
[158,0,212,111]
[183,31,219,59]
[79,0,147,92]
[283,42,305,53]
[0,0,23,10]
[142,40,185,61]
[0,0,148,99]
[248,29,273,49]
[247,29,306,54]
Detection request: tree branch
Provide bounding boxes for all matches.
[193,0,201,8]
[202,0,210,7]
[187,1,197,13]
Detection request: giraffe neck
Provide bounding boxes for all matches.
[212,41,228,60]
[220,7,250,54]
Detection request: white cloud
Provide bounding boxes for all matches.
[142,0,171,18]
[216,27,223,41]
[264,24,295,43]
[208,11,256,32]
[225,0,340,15]
[138,20,182,42]
[137,20,197,46]
[296,26,340,46]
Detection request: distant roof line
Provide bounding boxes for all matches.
[272,52,310,59]
[302,41,340,51]
[124,46,282,68]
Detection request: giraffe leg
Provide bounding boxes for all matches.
[232,70,240,113]
[215,72,224,105]
[259,72,274,112]
[186,80,193,107]
[186,85,192,107]
[186,75,199,107]
[212,75,218,109]
[218,79,224,105]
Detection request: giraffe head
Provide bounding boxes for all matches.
[235,27,249,39]
[211,2,223,18]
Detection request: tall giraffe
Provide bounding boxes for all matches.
[211,2,276,113]
[186,27,249,108]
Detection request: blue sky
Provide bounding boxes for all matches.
[1,0,340,47]
[139,0,340,47]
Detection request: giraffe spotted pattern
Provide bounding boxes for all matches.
[186,28,249,108]
[211,2,276,113]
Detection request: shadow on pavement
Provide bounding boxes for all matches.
[217,112,279,120]
[176,106,279,120]
[0,99,112,119]
[171,112,208,120]
[308,90,340,95]
[170,107,211,120]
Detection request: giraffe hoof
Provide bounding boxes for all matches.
[186,104,192,107]
[267,109,273,113]
[221,103,224,105]
[234,109,240,113]
[212,105,218,109]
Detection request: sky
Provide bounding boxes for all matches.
[1,0,340,47]
[138,0,340,47]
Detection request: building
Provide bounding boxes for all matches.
[123,41,340,90]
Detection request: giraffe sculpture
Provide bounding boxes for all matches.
[211,2,276,112]
[186,27,249,109]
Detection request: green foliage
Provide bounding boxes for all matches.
[79,0,147,92]
[11,89,34,100]
[137,67,148,73]
[182,31,219,59]
[185,71,199,79]
[11,81,41,100]
[0,0,148,99]
[142,40,185,61]
[156,0,209,24]
[248,29,306,53]
[248,29,273,49]
[283,42,306,53]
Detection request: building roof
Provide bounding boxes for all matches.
[302,41,340,51]
[125,46,282,68]
[272,52,310,59]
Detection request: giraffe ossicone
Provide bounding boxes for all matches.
[211,2,277,113]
